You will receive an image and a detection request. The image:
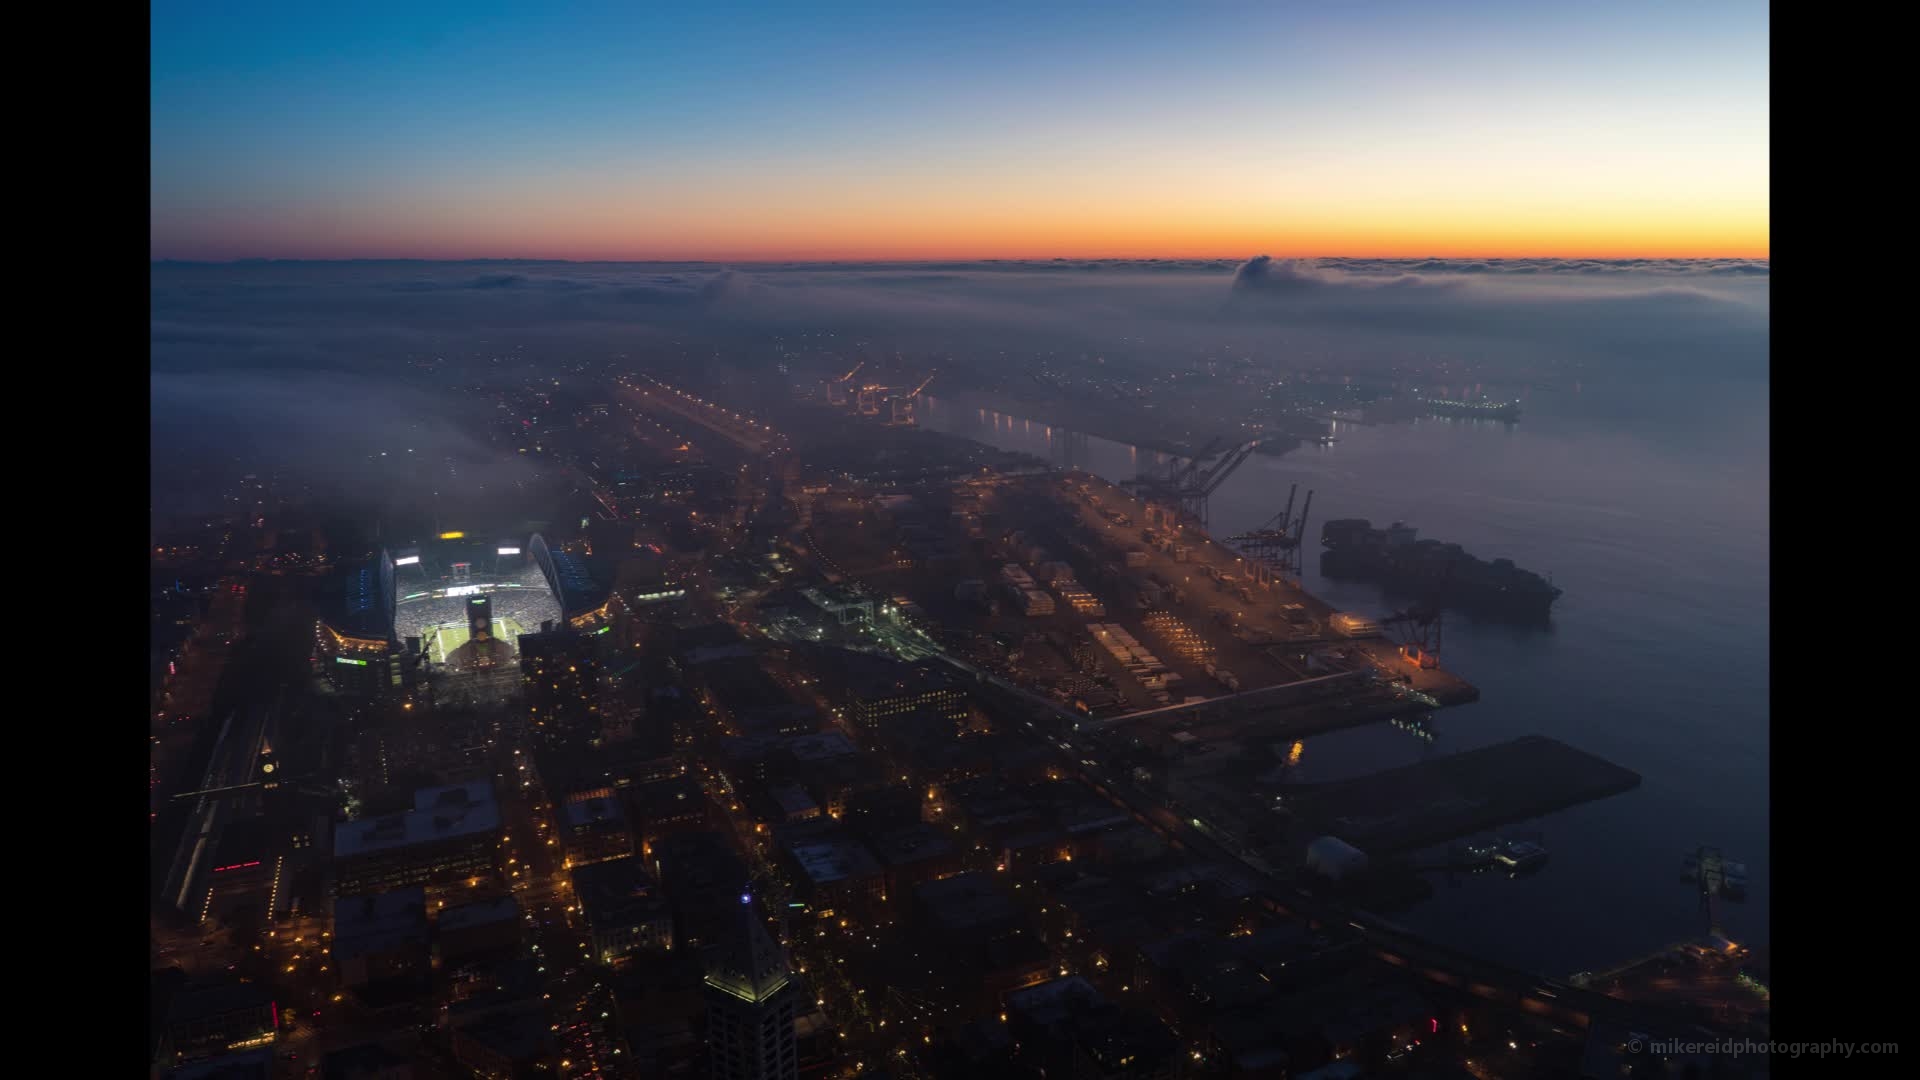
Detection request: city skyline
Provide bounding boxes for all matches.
[151,1,1768,262]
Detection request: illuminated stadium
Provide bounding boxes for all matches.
[321,533,614,682]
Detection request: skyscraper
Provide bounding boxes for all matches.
[702,893,799,1080]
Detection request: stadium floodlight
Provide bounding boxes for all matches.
[393,555,421,566]
[497,546,522,555]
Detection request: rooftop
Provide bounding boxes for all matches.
[770,785,818,818]
[571,858,671,930]
[784,832,883,887]
[333,888,430,963]
[456,1005,553,1062]
[321,1043,409,1080]
[703,894,792,1006]
[629,774,707,819]
[1005,975,1105,1026]
[335,784,501,859]
[408,775,480,805]
[437,894,521,934]
[166,980,273,1025]
[869,822,959,869]
[785,730,859,762]
[915,871,1020,936]
[564,792,627,829]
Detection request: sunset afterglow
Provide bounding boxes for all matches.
[151,1,1768,261]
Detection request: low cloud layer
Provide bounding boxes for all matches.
[150,369,542,508]
[1231,255,1455,296]
[152,255,1769,408]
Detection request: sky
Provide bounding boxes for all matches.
[150,1,1769,261]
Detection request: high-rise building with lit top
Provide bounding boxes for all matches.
[703,893,799,1080]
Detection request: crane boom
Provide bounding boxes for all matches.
[1199,441,1259,496]
[1172,436,1226,488]
[1274,483,1298,534]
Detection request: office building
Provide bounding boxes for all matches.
[331,888,431,990]
[435,895,522,970]
[571,857,674,965]
[562,787,635,867]
[161,981,277,1063]
[333,781,501,896]
[519,628,603,751]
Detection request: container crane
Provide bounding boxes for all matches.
[826,360,865,405]
[1168,436,1225,489]
[1178,440,1259,525]
[1229,483,1305,578]
[1380,552,1449,668]
[886,370,939,425]
[1382,602,1444,670]
[1682,846,1748,939]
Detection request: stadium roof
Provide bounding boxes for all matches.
[530,533,611,620]
[327,550,396,643]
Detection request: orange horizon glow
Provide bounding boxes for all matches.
[165,212,1769,263]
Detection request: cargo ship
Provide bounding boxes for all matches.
[1320,518,1561,618]
[1423,397,1520,421]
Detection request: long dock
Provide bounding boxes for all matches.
[1282,735,1642,854]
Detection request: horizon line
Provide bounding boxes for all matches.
[151,253,1772,267]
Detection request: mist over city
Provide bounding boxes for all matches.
[150,4,1769,1078]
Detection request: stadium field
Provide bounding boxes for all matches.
[425,617,530,665]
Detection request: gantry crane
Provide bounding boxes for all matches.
[888,370,939,424]
[1682,846,1748,939]
[1124,435,1259,529]
[1229,483,1313,581]
[1168,436,1226,490]
[826,360,865,405]
[1179,440,1260,525]
[1382,559,1449,668]
[1382,602,1444,670]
